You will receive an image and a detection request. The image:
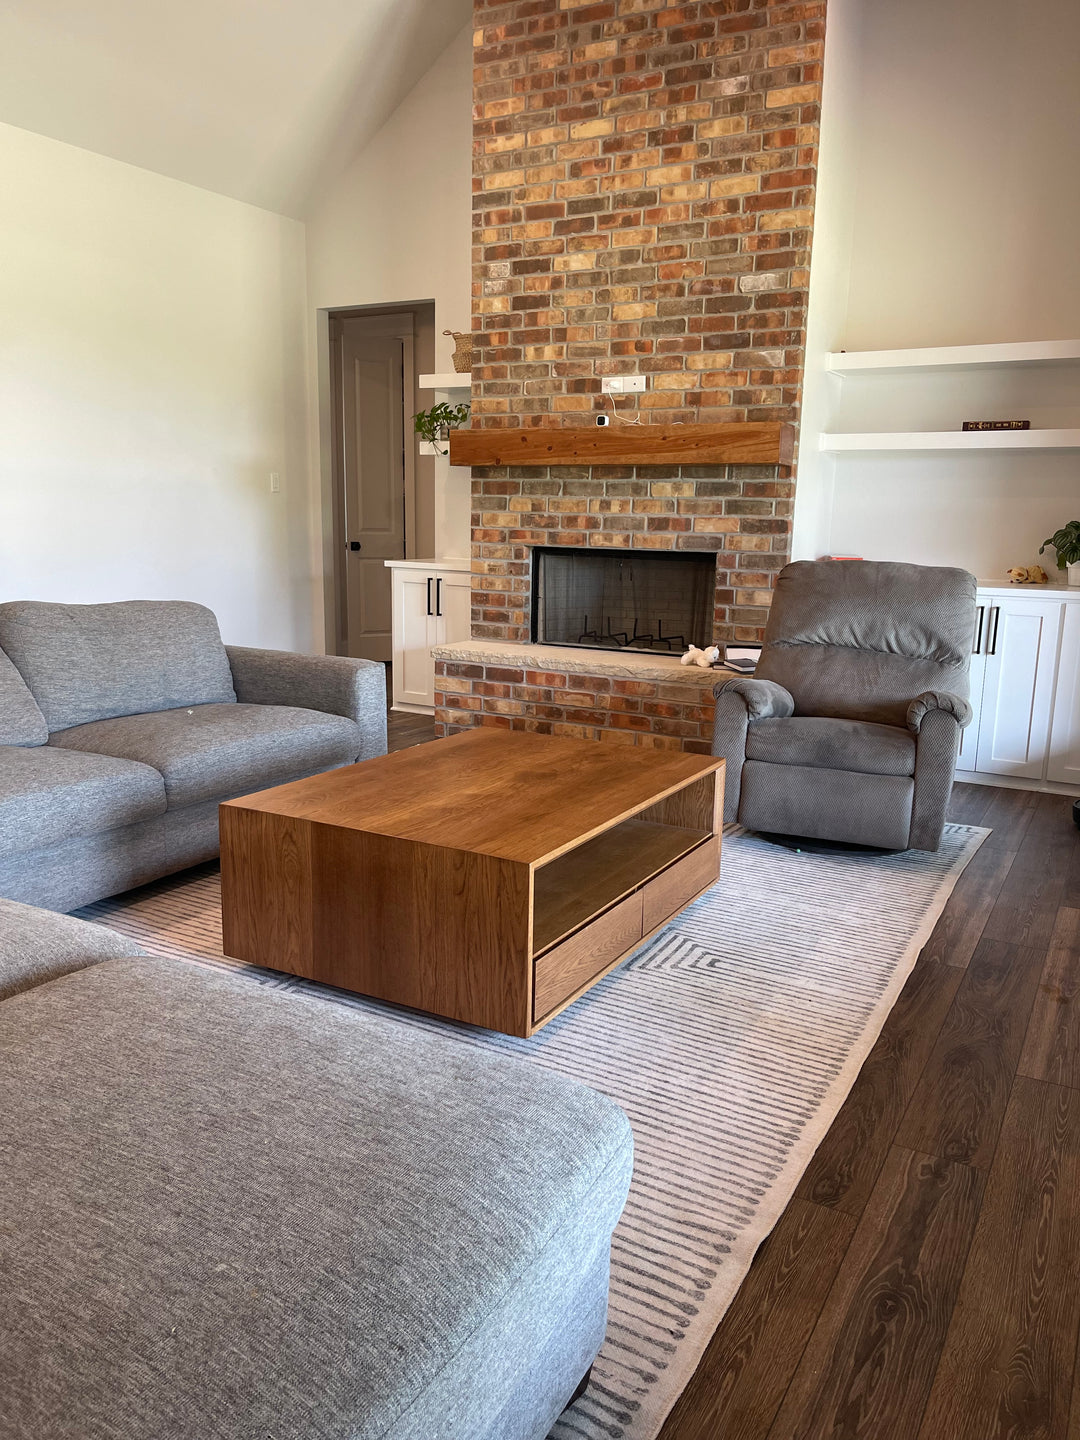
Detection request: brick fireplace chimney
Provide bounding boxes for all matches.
[435,0,825,751]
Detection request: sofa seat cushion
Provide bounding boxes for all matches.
[0,600,236,732]
[49,703,363,807]
[0,650,48,747]
[0,897,143,1001]
[746,715,917,777]
[0,746,167,859]
[0,958,634,1440]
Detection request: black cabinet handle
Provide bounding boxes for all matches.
[436,577,443,617]
[426,577,433,616]
[988,606,1001,655]
[973,604,985,655]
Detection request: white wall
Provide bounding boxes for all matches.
[304,23,473,636]
[793,0,1080,579]
[305,23,472,364]
[0,121,315,649]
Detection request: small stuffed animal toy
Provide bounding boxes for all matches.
[1029,565,1049,583]
[680,644,720,668]
[1006,566,1030,583]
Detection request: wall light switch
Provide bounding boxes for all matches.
[269,472,281,493]
[601,376,648,393]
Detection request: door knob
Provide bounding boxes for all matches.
[348,541,362,551]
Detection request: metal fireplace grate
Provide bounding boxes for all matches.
[532,546,716,656]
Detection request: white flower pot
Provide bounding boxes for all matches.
[1069,562,1080,587]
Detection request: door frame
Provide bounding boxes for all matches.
[316,300,434,656]
[327,310,416,659]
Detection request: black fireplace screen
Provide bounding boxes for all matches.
[532,547,716,655]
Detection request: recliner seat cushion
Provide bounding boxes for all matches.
[0,746,166,859]
[746,715,916,777]
[0,601,236,732]
[49,703,363,807]
[0,651,47,747]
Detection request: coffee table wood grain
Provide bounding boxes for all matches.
[220,730,724,1037]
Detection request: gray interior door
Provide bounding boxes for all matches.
[340,327,406,661]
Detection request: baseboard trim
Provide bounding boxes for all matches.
[955,770,1080,796]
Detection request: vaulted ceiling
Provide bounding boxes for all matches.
[0,0,471,216]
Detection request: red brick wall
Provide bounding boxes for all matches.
[445,0,823,746]
[435,659,715,750]
[471,0,824,431]
[468,0,825,647]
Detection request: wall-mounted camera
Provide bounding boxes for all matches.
[595,413,611,427]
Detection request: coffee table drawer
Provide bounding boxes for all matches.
[642,839,718,934]
[533,890,644,1022]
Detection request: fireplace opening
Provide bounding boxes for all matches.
[532,546,716,656]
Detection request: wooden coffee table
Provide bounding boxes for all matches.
[220,730,724,1038]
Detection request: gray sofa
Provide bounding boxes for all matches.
[0,897,633,1439]
[713,560,976,851]
[0,600,387,911]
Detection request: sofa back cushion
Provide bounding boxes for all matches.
[0,649,48,746]
[0,601,236,733]
[755,560,977,728]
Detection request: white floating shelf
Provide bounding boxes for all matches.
[821,429,1080,453]
[827,339,1080,374]
[418,372,472,390]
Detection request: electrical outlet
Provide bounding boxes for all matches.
[269,472,281,493]
[601,376,648,394]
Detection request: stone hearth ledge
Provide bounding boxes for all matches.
[432,639,733,687]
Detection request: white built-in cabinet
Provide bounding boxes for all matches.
[957,583,1080,791]
[1048,603,1080,786]
[386,559,471,712]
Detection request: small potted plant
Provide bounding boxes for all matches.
[1040,521,1080,586]
[414,401,470,457]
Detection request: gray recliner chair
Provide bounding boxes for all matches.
[713,560,977,851]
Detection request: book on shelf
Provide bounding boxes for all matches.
[961,419,1031,431]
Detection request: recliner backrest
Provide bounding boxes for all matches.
[0,601,236,733]
[754,561,977,728]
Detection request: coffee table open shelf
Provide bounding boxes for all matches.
[221,730,724,1037]
[533,819,713,954]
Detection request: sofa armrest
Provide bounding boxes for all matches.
[907,690,972,735]
[226,647,387,761]
[713,676,796,720]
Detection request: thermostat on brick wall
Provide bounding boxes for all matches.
[601,376,647,394]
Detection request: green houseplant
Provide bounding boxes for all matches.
[413,401,470,457]
[1040,521,1080,586]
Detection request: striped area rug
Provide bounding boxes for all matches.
[77,822,987,1440]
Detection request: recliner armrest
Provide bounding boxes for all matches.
[907,690,972,735]
[713,676,795,720]
[225,646,387,760]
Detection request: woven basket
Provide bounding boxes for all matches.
[444,329,474,374]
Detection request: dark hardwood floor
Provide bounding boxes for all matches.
[659,781,1080,1440]
[386,706,437,753]
[386,706,1080,1439]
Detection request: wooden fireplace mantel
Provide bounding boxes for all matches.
[449,421,795,468]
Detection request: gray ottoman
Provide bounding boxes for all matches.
[0,951,633,1439]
